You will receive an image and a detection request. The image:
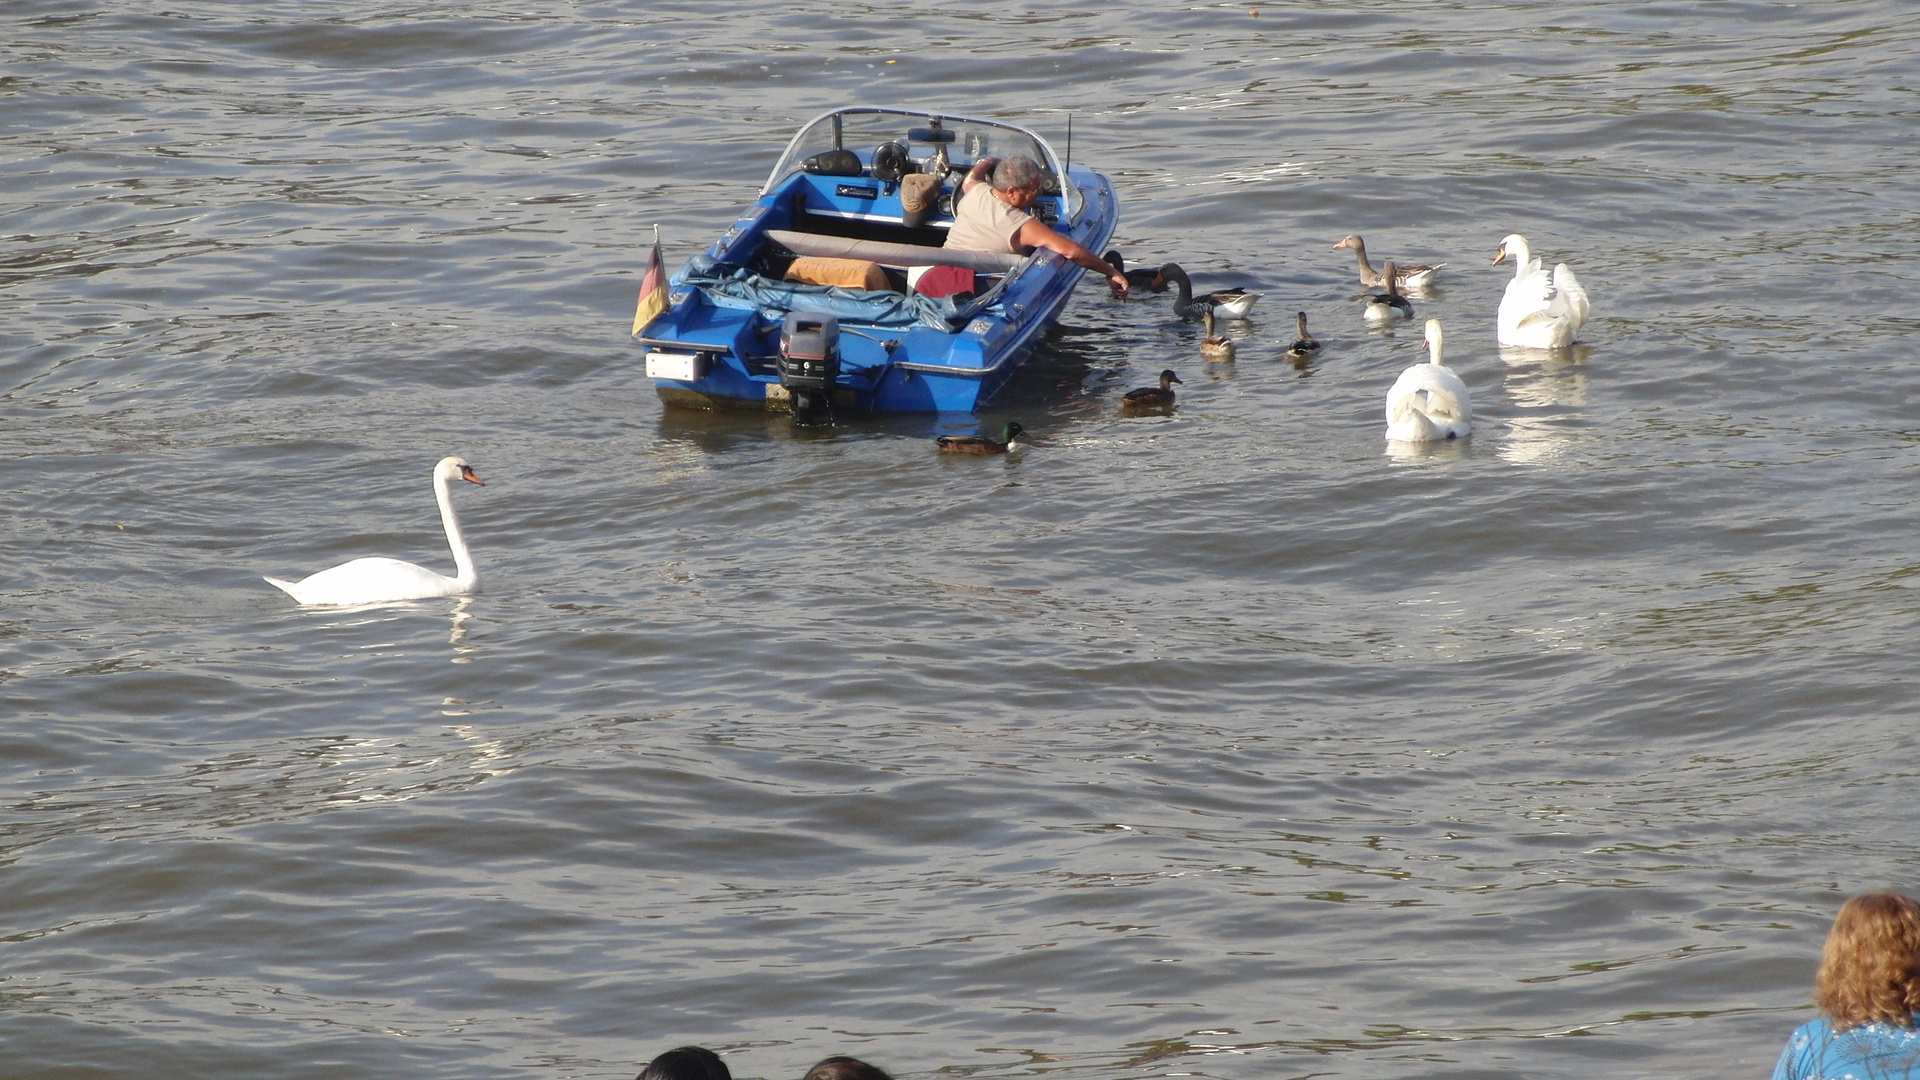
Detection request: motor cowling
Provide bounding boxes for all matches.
[778,312,840,416]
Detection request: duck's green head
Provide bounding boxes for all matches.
[1002,422,1027,445]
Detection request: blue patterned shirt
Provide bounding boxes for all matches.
[1774,1017,1920,1080]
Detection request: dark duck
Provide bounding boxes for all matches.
[935,422,1027,455]
[1157,263,1261,320]
[1121,369,1183,410]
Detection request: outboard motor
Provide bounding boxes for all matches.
[778,312,840,420]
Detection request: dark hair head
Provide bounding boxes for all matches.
[801,1057,893,1080]
[638,1046,732,1080]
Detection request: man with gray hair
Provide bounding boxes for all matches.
[945,154,1131,296]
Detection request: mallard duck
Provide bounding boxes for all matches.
[1158,263,1261,320]
[1122,369,1182,410]
[1199,308,1235,362]
[935,421,1027,455]
[1494,233,1589,349]
[1385,319,1472,442]
[1285,312,1320,358]
[1362,262,1415,323]
[1334,234,1444,290]
[1102,250,1168,292]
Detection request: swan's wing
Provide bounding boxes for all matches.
[275,556,459,605]
[1406,365,1472,423]
[1422,384,1470,424]
[1500,260,1554,321]
[1552,263,1589,329]
[1384,366,1428,422]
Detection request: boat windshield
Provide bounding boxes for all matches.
[762,107,1082,221]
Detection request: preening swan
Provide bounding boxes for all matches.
[265,456,485,606]
[1494,233,1589,349]
[1385,320,1472,442]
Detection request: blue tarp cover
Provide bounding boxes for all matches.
[674,256,1005,331]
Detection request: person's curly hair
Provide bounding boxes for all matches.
[1814,892,1920,1030]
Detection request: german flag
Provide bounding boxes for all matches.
[631,237,667,336]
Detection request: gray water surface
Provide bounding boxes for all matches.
[4,2,1919,1078]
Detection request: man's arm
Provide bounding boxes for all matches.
[959,157,998,195]
[1016,218,1129,297]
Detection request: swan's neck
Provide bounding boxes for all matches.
[1169,268,1193,306]
[435,471,477,589]
[1507,239,1532,280]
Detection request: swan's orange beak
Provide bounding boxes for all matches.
[461,467,485,485]
[1492,248,1507,265]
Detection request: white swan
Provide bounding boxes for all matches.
[265,456,485,606]
[1385,319,1472,442]
[1494,233,1589,349]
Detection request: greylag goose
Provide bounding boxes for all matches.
[1335,234,1443,290]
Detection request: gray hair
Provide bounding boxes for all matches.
[991,155,1045,194]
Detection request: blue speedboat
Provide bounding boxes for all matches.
[633,107,1120,415]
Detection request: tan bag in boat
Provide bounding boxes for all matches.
[784,256,891,292]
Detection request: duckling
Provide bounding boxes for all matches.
[1334,234,1444,290]
[1199,308,1236,362]
[1122,369,1183,410]
[1362,261,1415,323]
[935,421,1027,455]
[1285,311,1321,358]
[1102,250,1168,292]
[1159,263,1261,320]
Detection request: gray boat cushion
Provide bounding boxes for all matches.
[767,230,1023,273]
